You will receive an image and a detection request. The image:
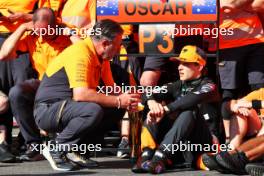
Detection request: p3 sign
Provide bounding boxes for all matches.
[139,24,175,54]
[96,0,217,23]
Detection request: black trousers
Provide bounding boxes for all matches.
[9,79,41,144]
[34,100,125,147]
[0,35,32,144]
[145,110,212,166]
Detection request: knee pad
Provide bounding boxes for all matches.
[8,85,23,102]
[221,101,232,120]
[221,90,237,120]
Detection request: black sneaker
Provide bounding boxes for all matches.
[0,142,16,163]
[42,145,76,171]
[246,163,264,176]
[19,142,44,161]
[201,153,228,173]
[148,150,168,174]
[131,147,155,173]
[66,152,99,168]
[216,151,249,175]
[117,138,130,159]
[141,148,155,171]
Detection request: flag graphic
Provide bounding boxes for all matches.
[192,0,216,14]
[97,0,119,16]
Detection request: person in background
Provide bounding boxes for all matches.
[0,7,76,161]
[0,0,39,162]
[219,0,264,145]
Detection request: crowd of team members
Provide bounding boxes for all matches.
[0,0,264,175]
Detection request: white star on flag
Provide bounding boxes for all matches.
[97,0,108,7]
[192,0,205,6]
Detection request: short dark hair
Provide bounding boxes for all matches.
[32,7,56,25]
[91,19,123,41]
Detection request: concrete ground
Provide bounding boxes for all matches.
[0,156,246,176]
[1,124,247,176]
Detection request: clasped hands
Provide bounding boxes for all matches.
[230,99,252,116]
[146,100,167,124]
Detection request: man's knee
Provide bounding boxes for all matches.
[173,110,196,127]
[9,84,25,102]
[83,103,104,125]
[179,110,195,119]
[0,91,9,114]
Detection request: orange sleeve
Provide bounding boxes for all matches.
[16,34,30,53]
[89,0,96,24]
[243,88,264,101]
[63,45,90,88]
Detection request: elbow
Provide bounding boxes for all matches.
[73,88,97,102]
[0,50,11,61]
[0,52,5,61]
[73,94,85,102]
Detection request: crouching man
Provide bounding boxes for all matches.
[33,19,141,171]
[133,45,220,174]
[0,90,16,162]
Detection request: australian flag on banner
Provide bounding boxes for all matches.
[97,0,119,16]
[192,0,216,14]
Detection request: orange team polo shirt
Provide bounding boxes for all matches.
[243,88,264,116]
[219,9,264,49]
[61,0,95,28]
[16,33,71,80]
[45,36,115,89]
[38,0,66,20]
[0,0,38,32]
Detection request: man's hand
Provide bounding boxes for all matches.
[230,99,252,116]
[146,110,164,124]
[118,93,141,111]
[7,12,26,22]
[230,100,238,113]
[237,107,251,116]
[147,100,164,118]
[236,99,252,109]
[0,15,9,22]
[21,21,34,31]
[6,9,33,23]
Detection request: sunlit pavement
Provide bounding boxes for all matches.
[0,156,246,176]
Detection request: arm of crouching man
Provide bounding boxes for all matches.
[73,87,141,110]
